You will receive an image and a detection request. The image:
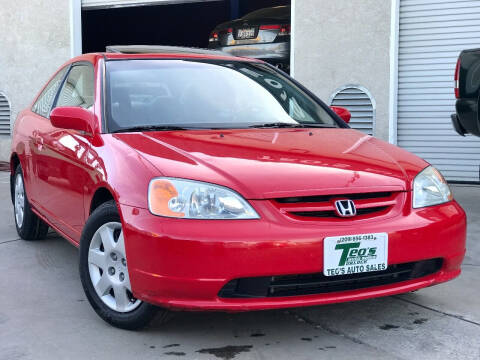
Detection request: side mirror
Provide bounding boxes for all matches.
[330,106,351,124]
[50,107,94,134]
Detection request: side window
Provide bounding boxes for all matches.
[32,67,68,118]
[55,64,94,109]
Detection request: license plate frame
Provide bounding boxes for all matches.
[323,233,388,276]
[236,27,256,39]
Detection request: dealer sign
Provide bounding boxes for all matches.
[323,233,388,276]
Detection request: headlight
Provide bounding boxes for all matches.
[413,166,452,208]
[148,178,259,219]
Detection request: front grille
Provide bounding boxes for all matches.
[272,191,403,220]
[276,192,393,203]
[218,259,443,298]
[292,206,389,218]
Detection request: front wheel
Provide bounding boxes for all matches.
[79,200,165,330]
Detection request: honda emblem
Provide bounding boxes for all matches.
[334,199,357,217]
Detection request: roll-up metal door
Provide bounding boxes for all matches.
[330,86,375,136]
[0,93,10,135]
[397,0,480,182]
[82,0,221,10]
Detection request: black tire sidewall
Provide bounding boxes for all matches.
[79,200,158,330]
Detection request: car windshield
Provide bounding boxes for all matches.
[105,59,340,132]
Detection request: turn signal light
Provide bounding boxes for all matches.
[148,179,185,218]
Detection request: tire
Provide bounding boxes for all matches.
[13,165,49,240]
[79,200,165,330]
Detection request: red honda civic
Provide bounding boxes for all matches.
[10,47,466,329]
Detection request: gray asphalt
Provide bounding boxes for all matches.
[1,170,479,360]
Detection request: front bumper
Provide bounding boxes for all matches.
[120,199,466,311]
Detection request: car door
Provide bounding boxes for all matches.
[29,66,70,211]
[33,63,95,242]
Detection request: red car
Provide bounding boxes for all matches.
[11,47,466,330]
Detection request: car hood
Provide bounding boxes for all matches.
[114,128,428,199]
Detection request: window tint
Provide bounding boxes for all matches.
[56,65,94,109]
[105,60,338,132]
[32,67,68,118]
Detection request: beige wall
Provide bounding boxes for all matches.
[0,0,72,160]
[293,0,392,141]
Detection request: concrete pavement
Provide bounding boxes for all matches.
[1,170,479,360]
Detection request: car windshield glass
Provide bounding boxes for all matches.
[105,59,339,132]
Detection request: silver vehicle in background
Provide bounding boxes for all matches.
[208,6,290,72]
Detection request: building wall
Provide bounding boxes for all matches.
[293,0,392,141]
[0,0,72,161]
[0,0,395,164]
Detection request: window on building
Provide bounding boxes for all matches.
[0,92,10,135]
[32,66,69,118]
[55,65,94,109]
[329,86,375,135]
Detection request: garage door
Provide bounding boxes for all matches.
[82,0,220,9]
[397,0,480,182]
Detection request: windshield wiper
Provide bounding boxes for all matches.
[249,122,336,129]
[248,122,306,128]
[302,124,337,128]
[113,125,188,133]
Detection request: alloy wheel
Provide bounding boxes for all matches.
[14,173,25,227]
[88,222,141,313]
